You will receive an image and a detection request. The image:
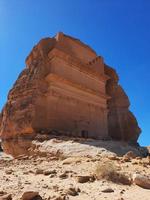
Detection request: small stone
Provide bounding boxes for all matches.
[25,180,31,184]
[76,175,94,183]
[44,170,57,176]
[23,171,29,175]
[65,187,79,196]
[42,184,48,188]
[101,188,114,193]
[108,155,120,161]
[5,169,13,175]
[120,189,125,194]
[132,173,150,189]
[21,191,42,200]
[35,169,44,175]
[50,174,55,178]
[59,173,68,179]
[131,160,138,165]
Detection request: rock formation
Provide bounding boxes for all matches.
[0,32,141,155]
[105,65,141,142]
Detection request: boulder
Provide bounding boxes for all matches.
[21,191,42,200]
[132,173,150,189]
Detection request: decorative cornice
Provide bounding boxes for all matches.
[48,48,110,82]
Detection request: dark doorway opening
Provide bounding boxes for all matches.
[81,130,88,138]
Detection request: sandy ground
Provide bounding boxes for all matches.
[0,137,150,200]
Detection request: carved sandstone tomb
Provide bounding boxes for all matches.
[0,32,141,152]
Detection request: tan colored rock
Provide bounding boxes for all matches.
[43,169,57,176]
[62,157,82,164]
[132,173,150,189]
[21,191,42,200]
[76,175,95,183]
[65,187,79,196]
[59,172,68,179]
[101,187,114,193]
[107,155,120,161]
[5,169,13,175]
[35,169,44,175]
[0,32,141,155]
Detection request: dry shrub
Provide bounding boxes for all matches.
[95,161,131,185]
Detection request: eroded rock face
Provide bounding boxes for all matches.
[0,32,141,155]
[0,38,55,141]
[105,65,141,143]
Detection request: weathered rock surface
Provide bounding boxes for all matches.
[132,173,150,189]
[0,32,141,155]
[21,191,42,200]
[104,65,141,143]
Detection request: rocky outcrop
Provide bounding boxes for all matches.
[0,32,141,155]
[105,65,141,143]
[0,38,55,141]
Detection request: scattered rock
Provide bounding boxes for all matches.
[120,189,125,194]
[101,188,114,193]
[24,180,31,185]
[35,169,44,175]
[23,171,29,175]
[44,170,57,176]
[21,191,42,200]
[122,157,131,162]
[65,187,80,196]
[108,155,120,161]
[59,172,68,179]
[76,175,95,183]
[62,157,81,164]
[132,173,150,189]
[5,169,13,175]
[42,184,48,188]
[131,160,138,165]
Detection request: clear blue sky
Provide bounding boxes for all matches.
[0,0,149,146]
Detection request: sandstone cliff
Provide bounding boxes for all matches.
[104,65,141,143]
[0,32,141,155]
